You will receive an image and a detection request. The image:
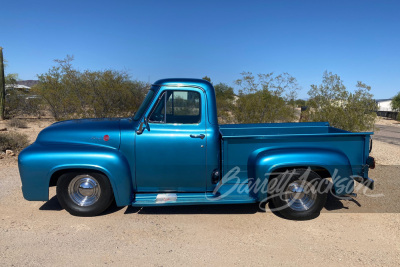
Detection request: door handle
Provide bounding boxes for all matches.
[190,134,205,139]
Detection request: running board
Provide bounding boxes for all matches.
[131,187,256,207]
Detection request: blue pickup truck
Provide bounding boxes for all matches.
[18,78,375,220]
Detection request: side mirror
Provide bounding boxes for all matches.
[136,117,150,135]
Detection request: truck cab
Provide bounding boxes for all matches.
[132,80,219,193]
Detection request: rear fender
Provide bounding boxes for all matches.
[247,147,354,200]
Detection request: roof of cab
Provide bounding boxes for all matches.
[153,78,214,93]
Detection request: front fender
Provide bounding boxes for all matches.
[248,147,354,199]
[18,142,133,206]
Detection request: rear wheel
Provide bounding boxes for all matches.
[56,171,114,217]
[268,168,327,220]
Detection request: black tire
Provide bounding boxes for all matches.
[268,168,327,220]
[56,171,114,217]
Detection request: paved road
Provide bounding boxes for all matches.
[374,124,400,146]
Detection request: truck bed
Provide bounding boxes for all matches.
[219,122,373,184]
[220,122,354,137]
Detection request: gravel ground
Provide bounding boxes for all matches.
[371,140,400,165]
[374,124,400,147]
[0,164,400,266]
[371,117,400,165]
[1,118,400,266]
[376,117,400,128]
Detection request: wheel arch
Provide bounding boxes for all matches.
[19,142,134,206]
[48,164,132,207]
[247,147,354,200]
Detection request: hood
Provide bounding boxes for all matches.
[36,118,122,149]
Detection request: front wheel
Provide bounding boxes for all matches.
[56,171,114,217]
[268,168,327,220]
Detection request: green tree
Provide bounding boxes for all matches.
[305,71,376,132]
[233,72,300,123]
[391,92,400,111]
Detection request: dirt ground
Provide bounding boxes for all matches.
[376,117,400,127]
[1,118,400,266]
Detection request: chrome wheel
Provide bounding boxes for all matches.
[68,175,101,206]
[284,180,317,211]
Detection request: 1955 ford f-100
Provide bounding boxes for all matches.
[18,78,375,220]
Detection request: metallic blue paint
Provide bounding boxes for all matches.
[18,78,374,210]
[249,147,354,198]
[19,142,133,206]
[221,123,372,196]
[37,118,121,149]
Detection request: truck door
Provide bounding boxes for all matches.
[135,87,206,192]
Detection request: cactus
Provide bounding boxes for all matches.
[0,47,5,120]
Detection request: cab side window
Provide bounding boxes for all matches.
[149,90,201,124]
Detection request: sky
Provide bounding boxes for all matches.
[1,0,399,99]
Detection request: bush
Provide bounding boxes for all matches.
[6,118,28,128]
[34,56,149,120]
[4,74,42,119]
[214,83,235,124]
[0,132,29,152]
[233,72,300,123]
[305,71,376,132]
[5,90,42,119]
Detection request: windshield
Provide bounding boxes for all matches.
[133,87,157,121]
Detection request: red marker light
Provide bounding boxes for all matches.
[103,135,109,141]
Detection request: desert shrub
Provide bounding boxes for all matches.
[201,77,236,124]
[214,83,235,124]
[305,71,376,132]
[0,132,29,152]
[233,72,300,123]
[4,74,42,118]
[34,56,149,120]
[6,118,28,128]
[5,89,42,118]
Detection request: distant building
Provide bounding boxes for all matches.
[5,80,40,99]
[5,84,31,92]
[376,99,393,111]
[5,80,39,92]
